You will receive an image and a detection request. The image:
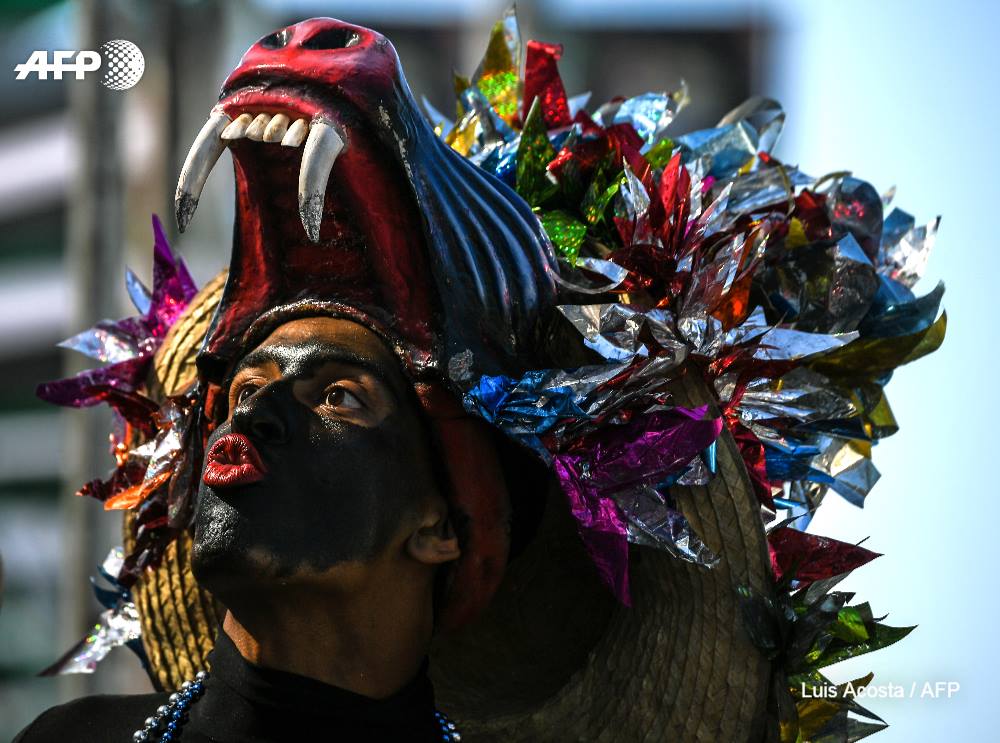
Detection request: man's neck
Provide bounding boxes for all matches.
[219,561,435,699]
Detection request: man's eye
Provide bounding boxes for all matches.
[324,387,363,410]
[236,384,259,405]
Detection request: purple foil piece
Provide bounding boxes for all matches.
[552,405,724,602]
[36,357,149,408]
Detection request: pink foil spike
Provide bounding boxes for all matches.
[149,214,197,336]
[553,456,632,604]
[552,405,724,603]
[36,358,160,435]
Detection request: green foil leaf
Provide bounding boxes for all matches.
[540,209,587,264]
[645,137,676,169]
[516,97,558,207]
[829,606,870,644]
[811,622,915,670]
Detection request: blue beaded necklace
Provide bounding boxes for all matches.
[131,671,207,742]
[130,671,462,742]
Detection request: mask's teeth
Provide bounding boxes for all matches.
[175,108,231,233]
[220,112,253,140]
[281,118,308,147]
[263,113,290,142]
[298,118,345,243]
[244,113,271,141]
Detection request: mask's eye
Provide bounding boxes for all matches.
[259,27,292,49]
[236,384,259,406]
[324,387,363,410]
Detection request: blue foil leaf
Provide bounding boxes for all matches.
[859,279,944,339]
[125,268,152,315]
[675,120,757,178]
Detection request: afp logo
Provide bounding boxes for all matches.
[14,40,145,91]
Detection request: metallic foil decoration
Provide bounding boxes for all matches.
[516,98,558,206]
[58,321,148,364]
[768,528,880,587]
[859,279,944,339]
[758,233,880,334]
[556,303,688,363]
[41,548,145,676]
[551,256,629,294]
[523,39,572,129]
[878,208,940,290]
[676,121,758,179]
[600,89,687,146]
[472,5,521,126]
[552,405,724,602]
[613,485,720,566]
[36,216,197,435]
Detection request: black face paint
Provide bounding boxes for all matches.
[191,330,439,591]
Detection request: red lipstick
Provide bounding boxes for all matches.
[203,433,267,488]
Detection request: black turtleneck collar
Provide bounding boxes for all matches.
[180,629,444,742]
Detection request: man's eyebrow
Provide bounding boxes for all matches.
[231,347,278,376]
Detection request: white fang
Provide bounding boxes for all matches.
[175,108,230,233]
[298,118,345,243]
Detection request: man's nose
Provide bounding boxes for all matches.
[231,383,292,445]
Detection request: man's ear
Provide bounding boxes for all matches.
[406,503,460,565]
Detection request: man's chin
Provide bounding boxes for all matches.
[191,489,266,591]
[191,488,315,592]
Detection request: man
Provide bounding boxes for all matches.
[16,315,469,741]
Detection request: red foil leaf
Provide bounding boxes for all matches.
[709,268,755,330]
[103,471,172,511]
[729,422,776,509]
[794,190,833,242]
[658,152,691,253]
[605,123,650,181]
[573,108,604,137]
[768,527,881,586]
[523,40,572,128]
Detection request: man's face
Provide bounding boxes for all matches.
[191,316,442,590]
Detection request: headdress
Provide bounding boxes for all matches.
[38,9,944,742]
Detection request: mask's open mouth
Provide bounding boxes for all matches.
[175,84,432,318]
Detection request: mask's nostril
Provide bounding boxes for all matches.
[259,27,292,50]
[301,28,361,50]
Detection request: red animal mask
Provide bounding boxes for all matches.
[175,18,559,627]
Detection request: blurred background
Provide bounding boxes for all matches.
[0,0,992,740]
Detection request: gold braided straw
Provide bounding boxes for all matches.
[124,276,776,740]
[124,272,226,691]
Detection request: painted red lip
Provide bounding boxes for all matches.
[203,433,267,488]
